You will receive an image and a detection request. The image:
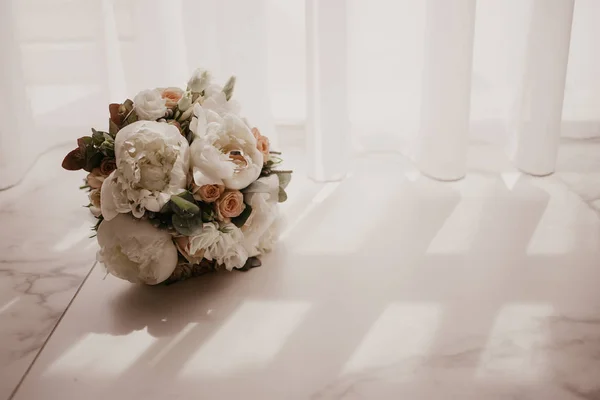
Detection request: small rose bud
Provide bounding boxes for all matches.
[177,91,193,112]
[187,68,212,93]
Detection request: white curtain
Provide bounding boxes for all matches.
[1,0,598,188]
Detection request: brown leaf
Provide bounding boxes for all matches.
[109,103,123,126]
[62,148,85,170]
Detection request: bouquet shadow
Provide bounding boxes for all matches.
[105,250,284,340]
[107,269,245,338]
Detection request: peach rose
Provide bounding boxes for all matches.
[87,168,105,189]
[216,190,245,220]
[256,136,270,159]
[89,188,101,208]
[252,127,270,160]
[192,183,225,203]
[161,87,184,109]
[89,188,102,217]
[174,236,205,264]
[251,127,261,140]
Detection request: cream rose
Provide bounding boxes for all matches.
[192,183,224,203]
[161,87,184,109]
[189,104,263,190]
[101,121,189,220]
[133,89,167,121]
[96,214,178,285]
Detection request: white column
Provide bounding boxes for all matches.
[417,0,476,181]
[100,0,127,102]
[305,0,349,182]
[0,0,32,189]
[132,0,188,91]
[509,0,575,176]
[215,0,277,149]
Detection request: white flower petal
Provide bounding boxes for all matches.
[110,121,189,218]
[97,214,178,285]
[133,89,167,121]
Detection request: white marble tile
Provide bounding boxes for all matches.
[10,144,600,400]
[555,138,600,216]
[0,145,97,399]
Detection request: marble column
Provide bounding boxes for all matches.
[509,0,575,176]
[0,0,33,189]
[417,0,476,181]
[305,0,349,182]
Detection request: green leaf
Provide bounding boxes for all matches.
[222,76,236,101]
[172,214,203,236]
[159,200,173,214]
[278,187,288,203]
[170,195,200,217]
[84,151,103,172]
[78,136,93,150]
[231,204,252,228]
[109,119,120,135]
[99,140,115,156]
[201,209,215,222]
[91,128,105,145]
[174,190,196,204]
[276,172,292,189]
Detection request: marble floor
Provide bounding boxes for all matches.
[1,139,600,400]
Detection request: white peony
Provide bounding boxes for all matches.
[189,104,263,190]
[242,175,280,256]
[201,222,248,270]
[187,68,212,93]
[96,214,178,285]
[133,89,167,121]
[101,121,189,220]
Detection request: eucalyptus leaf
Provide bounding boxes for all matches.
[92,129,105,145]
[231,204,252,228]
[243,180,272,194]
[172,214,203,236]
[276,172,292,189]
[278,187,288,203]
[109,120,120,135]
[174,190,196,204]
[159,200,173,214]
[170,195,200,217]
[222,76,236,101]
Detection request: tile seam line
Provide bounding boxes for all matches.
[7,261,98,400]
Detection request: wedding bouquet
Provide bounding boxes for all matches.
[62,68,291,285]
